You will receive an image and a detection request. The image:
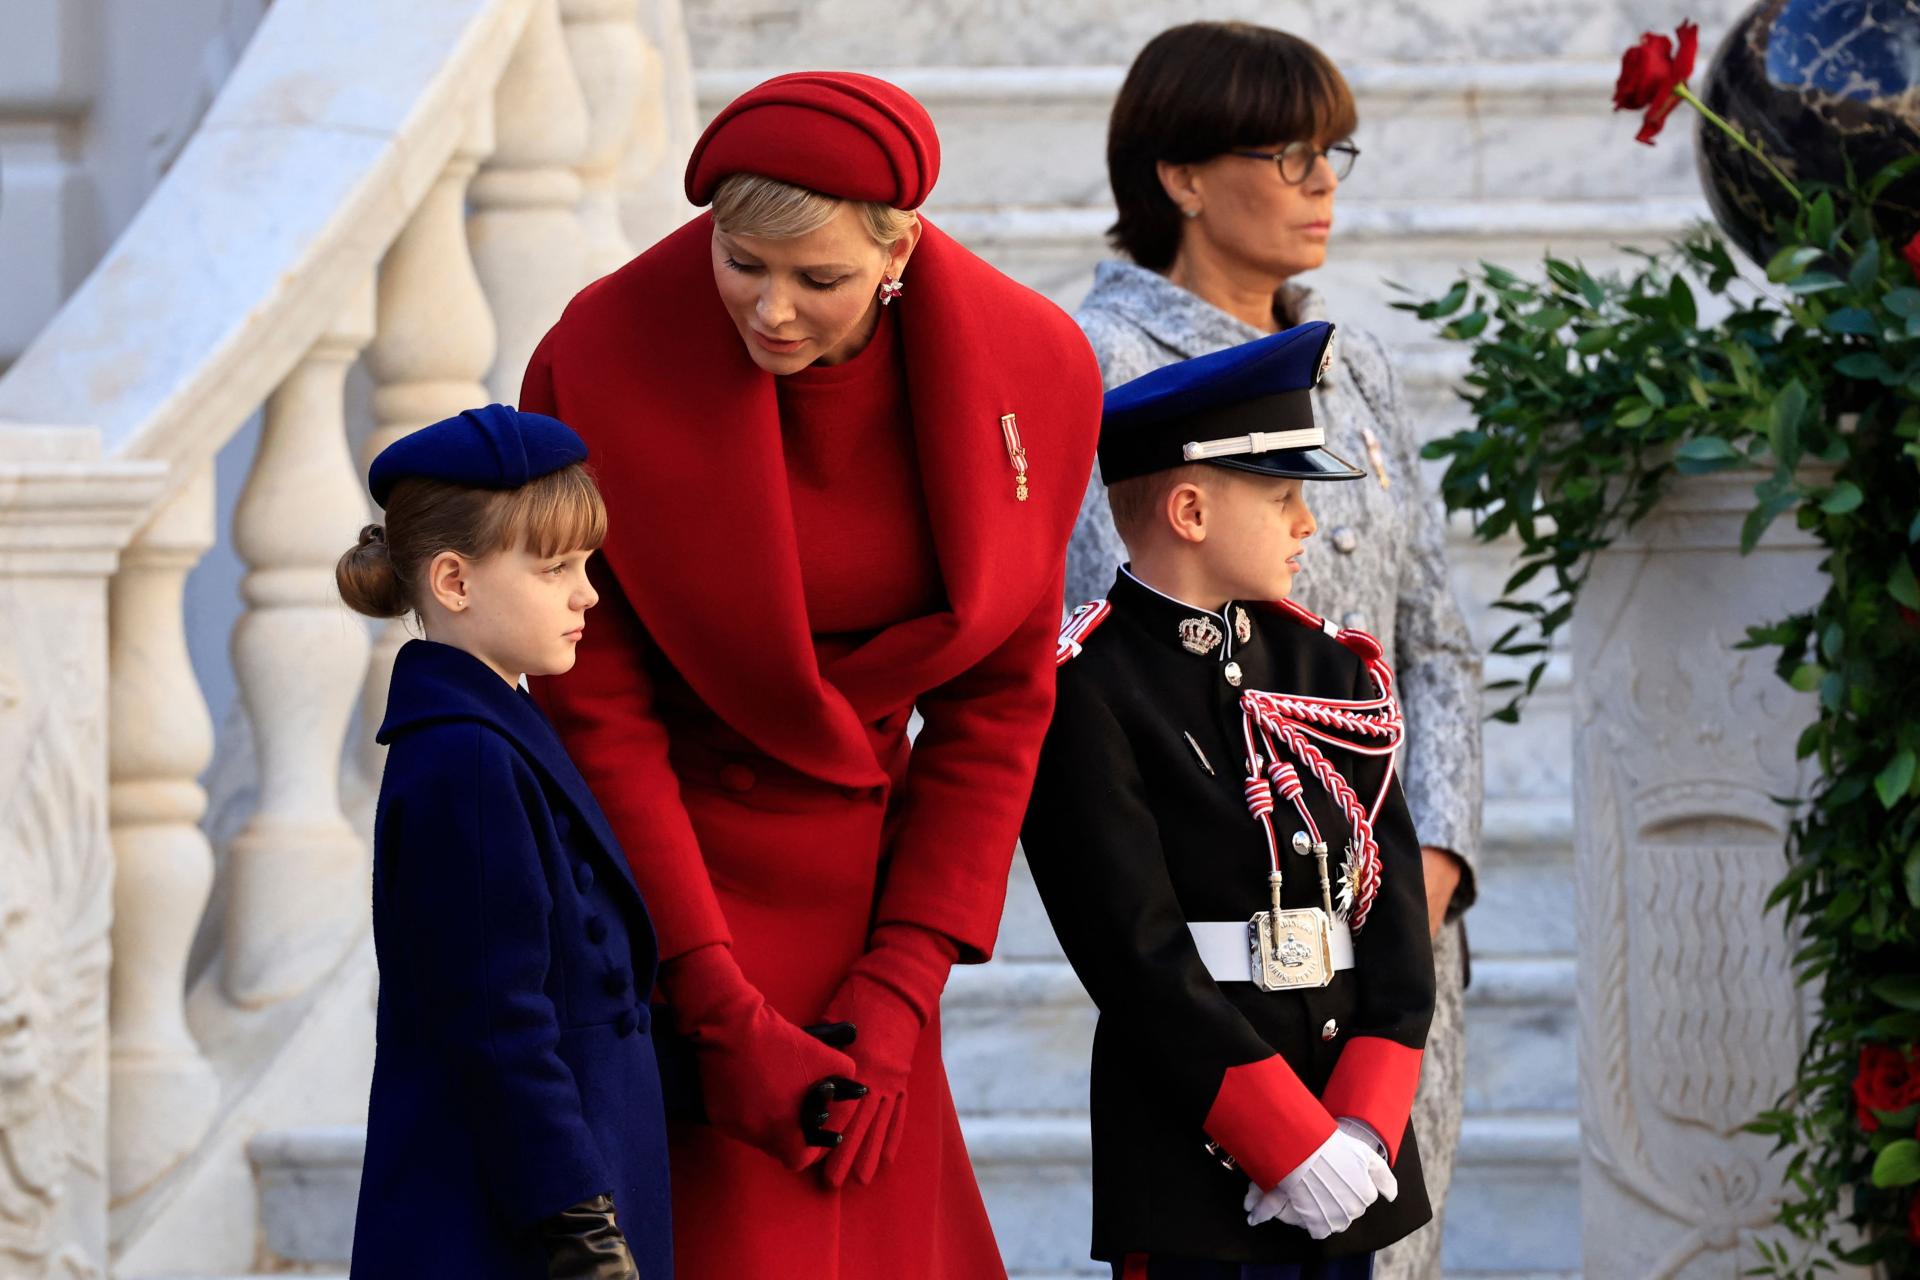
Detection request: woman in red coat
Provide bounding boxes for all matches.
[522,73,1103,1277]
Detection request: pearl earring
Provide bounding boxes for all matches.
[1183,206,1201,219]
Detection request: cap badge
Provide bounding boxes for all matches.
[1316,331,1337,385]
[1179,616,1223,656]
[1234,607,1252,644]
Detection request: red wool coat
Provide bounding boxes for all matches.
[523,213,1101,1278]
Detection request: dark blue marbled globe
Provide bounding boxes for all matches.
[1696,0,1920,265]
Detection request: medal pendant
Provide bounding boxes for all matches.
[1249,907,1335,991]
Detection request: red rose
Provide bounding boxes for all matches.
[1854,1044,1920,1131]
[1614,21,1701,145]
[1903,231,1920,282]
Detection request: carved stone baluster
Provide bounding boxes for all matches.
[0,431,163,1267]
[470,0,591,402]
[222,282,377,1009]
[355,103,498,799]
[105,464,221,1202]
[561,0,645,277]
[619,0,699,249]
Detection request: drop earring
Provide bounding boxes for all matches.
[879,274,905,305]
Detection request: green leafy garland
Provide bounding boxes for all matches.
[1406,166,1920,1274]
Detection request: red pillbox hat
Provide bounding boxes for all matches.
[685,71,941,210]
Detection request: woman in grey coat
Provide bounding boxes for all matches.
[1067,23,1482,1279]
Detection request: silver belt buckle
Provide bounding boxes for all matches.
[1249,907,1335,991]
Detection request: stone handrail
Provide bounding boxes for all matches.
[0,0,693,1270]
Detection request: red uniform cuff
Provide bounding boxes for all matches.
[1204,1055,1337,1190]
[1319,1036,1423,1164]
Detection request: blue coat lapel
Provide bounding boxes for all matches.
[377,640,645,910]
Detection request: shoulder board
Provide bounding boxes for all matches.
[1056,599,1112,666]
[1265,597,1386,663]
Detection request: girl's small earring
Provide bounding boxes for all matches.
[1183,206,1201,219]
[878,274,905,305]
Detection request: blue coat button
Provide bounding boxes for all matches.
[573,862,594,892]
[615,1008,639,1037]
[585,915,608,944]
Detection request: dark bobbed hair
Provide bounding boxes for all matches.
[1107,22,1359,271]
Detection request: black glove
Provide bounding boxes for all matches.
[537,1192,639,1280]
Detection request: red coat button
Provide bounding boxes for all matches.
[719,764,756,792]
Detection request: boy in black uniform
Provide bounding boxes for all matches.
[1024,322,1436,1280]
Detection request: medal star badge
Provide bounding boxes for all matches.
[1336,855,1362,920]
[1179,616,1224,655]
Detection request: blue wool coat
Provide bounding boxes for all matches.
[351,639,671,1279]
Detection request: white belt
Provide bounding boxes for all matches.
[1189,918,1355,983]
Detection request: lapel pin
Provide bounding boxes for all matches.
[1001,413,1030,502]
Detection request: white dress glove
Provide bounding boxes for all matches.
[1244,1119,1397,1238]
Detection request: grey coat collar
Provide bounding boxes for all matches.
[1080,260,1341,384]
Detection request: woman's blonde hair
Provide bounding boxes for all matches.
[335,464,608,620]
[711,172,918,249]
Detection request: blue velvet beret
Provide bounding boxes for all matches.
[367,404,588,506]
[1098,321,1364,484]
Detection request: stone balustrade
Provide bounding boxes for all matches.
[0,0,694,1269]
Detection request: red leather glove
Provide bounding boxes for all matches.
[818,923,960,1187]
[659,943,863,1171]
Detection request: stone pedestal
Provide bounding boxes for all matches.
[0,427,163,1279]
[1574,470,1822,1279]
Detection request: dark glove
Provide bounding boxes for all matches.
[537,1192,639,1280]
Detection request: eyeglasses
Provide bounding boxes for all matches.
[1230,141,1360,184]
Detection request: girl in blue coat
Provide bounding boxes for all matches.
[337,404,669,1279]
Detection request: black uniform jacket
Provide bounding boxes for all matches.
[1022,568,1436,1264]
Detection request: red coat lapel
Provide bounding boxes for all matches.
[531,215,1099,784]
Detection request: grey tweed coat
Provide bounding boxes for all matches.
[1069,259,1480,1280]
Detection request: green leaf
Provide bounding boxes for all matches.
[1787,271,1845,295]
[1821,307,1879,336]
[1891,558,1920,609]
[1443,310,1489,340]
[1872,974,1920,1010]
[1849,237,1883,293]
[1667,275,1697,329]
[1835,352,1894,381]
[1871,1138,1920,1188]
[1887,288,1920,318]
[1765,245,1823,283]
[1788,663,1825,693]
[1573,327,1615,354]
[1422,280,1470,320]
[1769,380,1807,465]
[1634,374,1667,408]
[1807,191,1835,245]
[1676,437,1739,461]
[1820,481,1864,514]
[1905,846,1920,908]
[1876,749,1917,808]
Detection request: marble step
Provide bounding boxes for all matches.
[942,954,1576,1119]
[962,1111,1582,1278]
[244,1104,1582,1275]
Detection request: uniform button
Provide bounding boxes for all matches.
[573,862,594,892]
[1224,661,1243,687]
[1340,610,1370,633]
[718,763,756,792]
[1330,526,1359,554]
[585,915,608,944]
[603,969,630,996]
[615,1008,639,1038]
[1322,1018,1339,1041]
